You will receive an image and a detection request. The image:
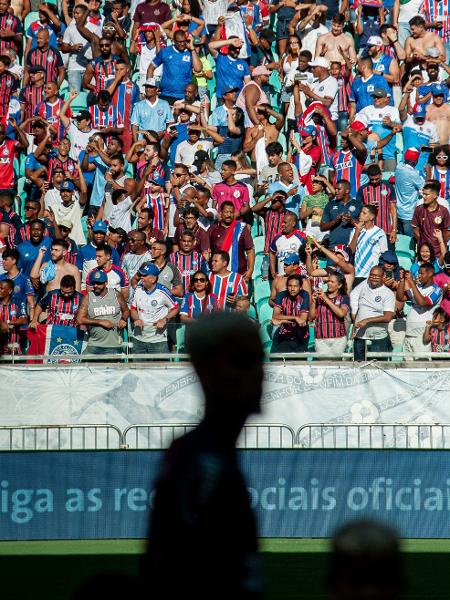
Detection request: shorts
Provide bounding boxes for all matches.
[276,19,291,40]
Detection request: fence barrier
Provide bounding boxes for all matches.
[0,424,123,450]
[296,423,450,449]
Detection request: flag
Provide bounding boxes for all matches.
[221,220,246,274]
[26,324,86,364]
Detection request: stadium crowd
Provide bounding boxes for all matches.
[0,0,450,358]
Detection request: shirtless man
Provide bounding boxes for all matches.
[426,85,450,145]
[235,65,271,127]
[315,13,357,65]
[404,15,445,65]
[10,0,29,19]
[31,239,81,293]
[243,104,284,161]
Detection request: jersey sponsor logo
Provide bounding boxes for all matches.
[182,55,190,62]
[92,305,116,316]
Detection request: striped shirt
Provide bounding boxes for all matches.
[264,209,285,254]
[0,13,23,53]
[332,149,364,200]
[314,293,350,339]
[357,182,396,234]
[92,55,119,93]
[86,265,128,291]
[14,223,51,246]
[422,0,450,42]
[430,325,450,352]
[179,292,218,318]
[144,192,167,231]
[112,79,140,127]
[431,166,450,201]
[26,47,63,83]
[89,103,123,130]
[169,251,209,293]
[0,72,16,117]
[351,225,388,278]
[336,76,350,112]
[35,99,70,143]
[19,84,44,133]
[274,290,310,341]
[209,271,247,310]
[0,300,25,352]
[47,156,78,181]
[39,289,83,327]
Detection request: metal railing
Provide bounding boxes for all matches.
[0,424,123,450]
[122,423,296,449]
[296,423,450,449]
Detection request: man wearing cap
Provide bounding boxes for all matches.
[78,269,130,357]
[208,37,251,100]
[46,177,88,247]
[394,148,425,237]
[60,91,99,160]
[296,57,339,121]
[426,83,450,145]
[399,101,439,173]
[355,87,401,171]
[366,35,400,87]
[57,220,79,264]
[86,242,129,299]
[23,29,65,88]
[415,62,447,106]
[19,65,45,132]
[349,57,392,118]
[269,210,306,278]
[130,262,179,355]
[131,78,173,142]
[405,15,445,65]
[269,252,308,307]
[76,220,120,290]
[235,65,271,127]
[147,31,203,104]
[174,125,215,168]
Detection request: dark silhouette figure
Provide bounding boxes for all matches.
[328,520,405,600]
[143,312,264,600]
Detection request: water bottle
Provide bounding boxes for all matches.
[261,255,269,281]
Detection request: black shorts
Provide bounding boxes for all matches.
[276,18,291,40]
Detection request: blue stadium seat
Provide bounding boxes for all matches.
[396,234,415,259]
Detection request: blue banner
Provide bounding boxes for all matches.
[1,450,450,539]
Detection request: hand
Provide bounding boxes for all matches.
[243,269,253,283]
[71,43,83,51]
[389,230,397,244]
[8,117,17,128]
[287,186,298,197]
[100,320,115,330]
[29,320,39,331]
[304,244,312,255]
[104,170,113,182]
[154,317,167,331]
[356,319,368,329]
[295,316,307,327]
[69,90,78,100]
[134,319,144,329]
[386,30,398,43]
[117,318,127,330]
[39,245,47,255]
[38,2,49,12]
[319,43,328,57]
[382,116,393,127]
[433,228,444,242]
[404,271,413,283]
[217,15,225,26]
[226,293,237,305]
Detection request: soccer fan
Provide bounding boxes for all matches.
[173,206,210,255]
[121,230,153,282]
[106,59,140,152]
[423,307,450,353]
[17,219,53,277]
[88,90,124,138]
[0,118,27,190]
[76,220,120,290]
[24,2,64,54]
[60,4,95,91]
[179,270,217,323]
[30,238,81,293]
[271,273,310,353]
[208,250,247,310]
[207,37,250,101]
[269,210,305,278]
[130,262,179,355]
[331,127,367,201]
[412,181,450,258]
[349,205,388,285]
[0,0,23,55]
[136,208,165,245]
[320,180,361,247]
[169,229,209,293]
[252,189,287,255]
[60,92,98,160]
[82,36,119,95]
[86,243,128,298]
[0,278,27,354]
[29,274,82,329]
[212,160,250,217]
[78,269,129,357]
[0,248,34,323]
[23,28,65,87]
[131,78,173,142]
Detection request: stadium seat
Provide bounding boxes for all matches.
[254,278,270,309]
[254,236,265,255]
[396,234,415,259]
[258,302,273,324]
[397,255,412,271]
[254,255,264,278]
[71,91,89,113]
[176,326,186,353]
[24,11,39,33]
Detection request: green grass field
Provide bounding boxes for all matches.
[0,539,449,600]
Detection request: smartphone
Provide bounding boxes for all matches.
[385,269,393,279]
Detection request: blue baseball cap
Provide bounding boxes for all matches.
[92,220,108,233]
[91,269,108,283]
[299,124,317,138]
[149,175,166,187]
[284,253,300,266]
[431,83,446,96]
[413,103,426,118]
[138,263,159,277]
[60,179,75,192]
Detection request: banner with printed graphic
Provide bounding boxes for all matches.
[1,449,450,539]
[1,365,450,449]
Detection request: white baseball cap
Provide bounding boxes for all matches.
[308,57,330,69]
[367,35,383,46]
[144,78,160,88]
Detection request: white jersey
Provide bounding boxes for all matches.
[310,75,339,120]
[350,281,395,339]
[67,122,98,160]
[131,283,177,343]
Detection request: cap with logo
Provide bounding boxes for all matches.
[299,124,318,137]
[431,83,446,96]
[144,77,160,88]
[283,253,300,266]
[412,103,427,118]
[149,174,165,187]
[91,270,108,283]
[138,263,160,277]
[92,220,108,233]
[350,120,372,133]
[60,179,75,192]
[366,35,383,47]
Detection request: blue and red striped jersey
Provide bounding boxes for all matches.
[39,289,83,327]
[208,271,247,310]
[314,293,350,339]
[169,250,209,292]
[356,182,396,234]
[34,98,70,142]
[179,292,218,318]
[26,47,64,84]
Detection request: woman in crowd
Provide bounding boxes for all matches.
[179,270,217,324]
[410,241,444,279]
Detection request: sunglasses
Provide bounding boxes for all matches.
[193,278,207,283]
[103,26,115,31]
[59,226,71,232]
[25,206,36,210]
[99,44,111,48]
[437,155,448,160]
[174,172,185,176]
